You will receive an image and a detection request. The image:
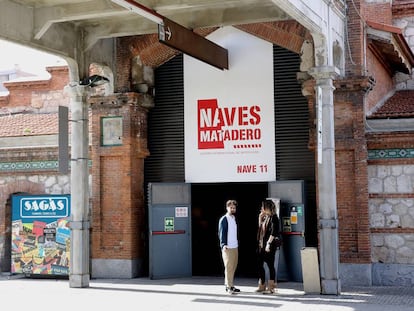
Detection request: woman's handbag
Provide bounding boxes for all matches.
[273,235,282,248]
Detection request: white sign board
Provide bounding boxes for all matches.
[184,27,275,183]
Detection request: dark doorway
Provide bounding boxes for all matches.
[191,182,267,277]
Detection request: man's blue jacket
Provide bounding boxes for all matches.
[218,215,228,249]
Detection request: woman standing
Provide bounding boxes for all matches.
[256,199,281,294]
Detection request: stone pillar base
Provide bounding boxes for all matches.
[92,258,144,278]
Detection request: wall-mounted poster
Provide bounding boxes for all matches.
[101,116,123,146]
[11,194,71,276]
[184,26,276,183]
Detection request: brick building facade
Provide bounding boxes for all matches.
[339,0,414,285]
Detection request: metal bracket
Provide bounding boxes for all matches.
[319,218,338,229]
[70,220,90,230]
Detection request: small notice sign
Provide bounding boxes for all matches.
[283,217,291,232]
[175,207,188,217]
[291,212,298,224]
[164,217,174,232]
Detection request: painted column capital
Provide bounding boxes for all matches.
[64,83,88,101]
[309,66,340,82]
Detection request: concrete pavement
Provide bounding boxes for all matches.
[1,274,414,311]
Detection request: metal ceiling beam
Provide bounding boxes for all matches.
[111,0,163,24]
[83,16,156,50]
[34,0,128,39]
[0,0,76,58]
[111,0,228,70]
[159,17,228,70]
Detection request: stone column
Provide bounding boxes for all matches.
[64,84,90,288]
[309,66,341,295]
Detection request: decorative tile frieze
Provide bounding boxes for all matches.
[368,148,414,159]
[0,160,58,172]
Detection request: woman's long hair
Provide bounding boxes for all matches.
[262,199,275,215]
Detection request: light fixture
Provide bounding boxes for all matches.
[79,75,110,87]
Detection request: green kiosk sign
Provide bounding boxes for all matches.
[164,217,174,232]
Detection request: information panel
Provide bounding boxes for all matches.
[11,194,71,276]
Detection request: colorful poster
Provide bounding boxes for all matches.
[11,194,71,276]
[184,26,275,182]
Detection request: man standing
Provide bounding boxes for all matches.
[218,199,240,294]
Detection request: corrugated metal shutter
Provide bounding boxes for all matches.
[274,45,314,181]
[145,54,185,182]
[145,46,316,194]
[274,45,317,246]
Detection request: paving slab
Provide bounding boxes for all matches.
[1,275,413,311]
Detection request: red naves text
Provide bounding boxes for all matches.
[197,99,261,149]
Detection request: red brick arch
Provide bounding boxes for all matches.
[115,21,311,92]
[235,21,311,54]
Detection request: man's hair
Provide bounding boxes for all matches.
[226,199,238,207]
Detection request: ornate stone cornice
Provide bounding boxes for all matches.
[89,92,154,110]
[309,66,340,81]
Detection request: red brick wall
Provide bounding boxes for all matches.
[367,132,413,150]
[115,35,180,92]
[361,3,394,116]
[89,93,150,262]
[345,0,365,75]
[345,1,393,77]
[362,1,395,114]
[236,21,311,54]
[393,0,414,17]
[302,75,373,265]
[365,48,394,113]
[334,78,373,264]
[1,66,69,108]
[330,1,401,265]
[363,3,392,24]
